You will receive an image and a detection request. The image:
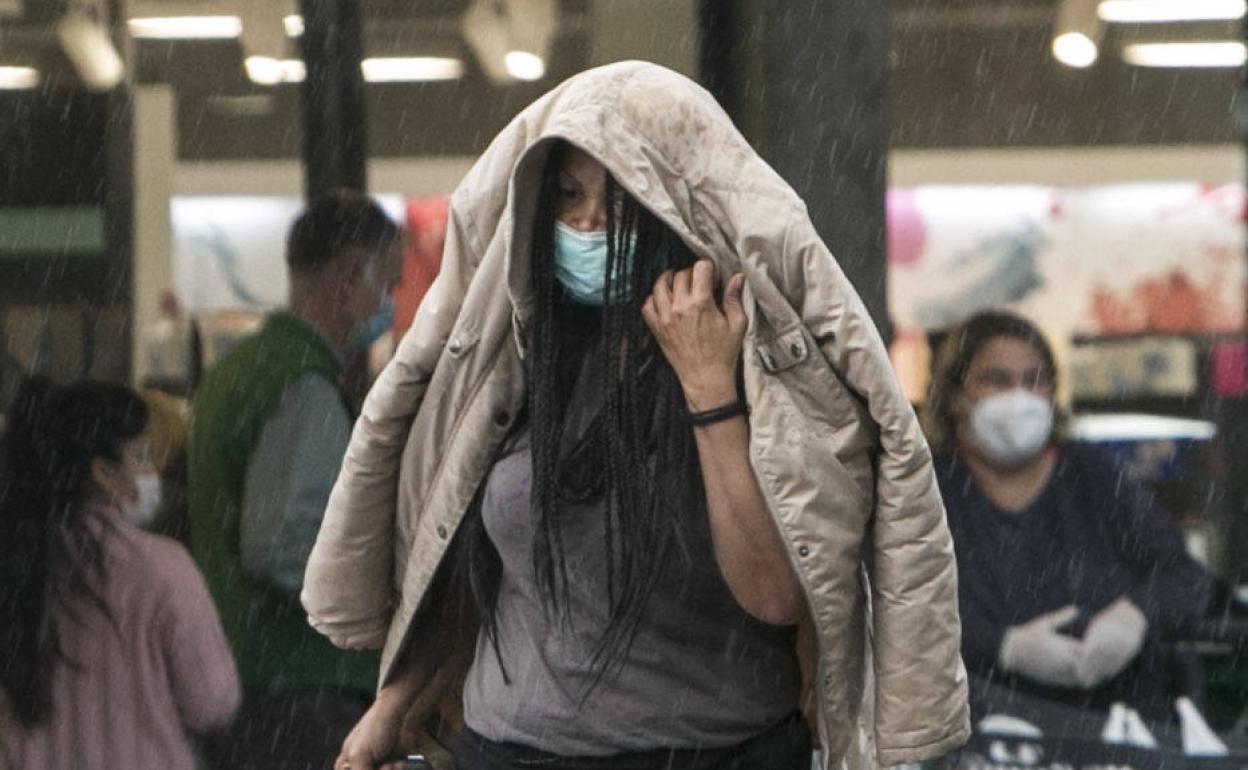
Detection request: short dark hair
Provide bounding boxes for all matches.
[921,310,1062,455]
[285,190,401,275]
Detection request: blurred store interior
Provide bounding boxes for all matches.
[1,0,1247,735]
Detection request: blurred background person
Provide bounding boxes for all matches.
[0,376,239,770]
[922,310,1212,724]
[140,387,192,544]
[187,190,401,770]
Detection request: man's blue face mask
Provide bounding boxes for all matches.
[553,221,636,306]
[349,295,395,349]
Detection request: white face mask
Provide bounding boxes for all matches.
[968,389,1054,466]
[122,471,163,528]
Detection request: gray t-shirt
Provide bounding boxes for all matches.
[461,420,802,756]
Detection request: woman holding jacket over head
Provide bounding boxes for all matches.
[302,61,969,770]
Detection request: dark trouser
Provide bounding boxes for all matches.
[453,711,811,770]
[203,686,370,770]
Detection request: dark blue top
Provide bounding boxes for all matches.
[937,444,1210,718]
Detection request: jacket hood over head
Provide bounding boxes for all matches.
[454,61,808,331]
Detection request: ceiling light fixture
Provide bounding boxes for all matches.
[504,50,545,80]
[1098,0,1246,23]
[57,11,125,90]
[1052,32,1100,66]
[1052,0,1103,67]
[283,14,303,37]
[128,15,242,39]
[0,66,39,89]
[361,57,464,82]
[462,0,555,82]
[244,56,305,85]
[1122,40,1247,66]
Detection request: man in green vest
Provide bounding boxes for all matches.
[188,191,402,770]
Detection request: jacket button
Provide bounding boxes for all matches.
[798,545,810,558]
[436,525,448,539]
[493,410,510,427]
[448,339,462,355]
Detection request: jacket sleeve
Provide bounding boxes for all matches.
[958,591,1009,672]
[301,199,482,650]
[301,90,560,651]
[780,217,970,765]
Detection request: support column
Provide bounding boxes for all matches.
[590,0,698,77]
[698,0,891,339]
[131,85,175,387]
[298,0,367,199]
[1217,15,1248,582]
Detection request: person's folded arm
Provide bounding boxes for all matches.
[958,593,1009,672]
[1097,459,1211,636]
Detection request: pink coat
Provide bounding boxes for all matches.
[0,506,240,770]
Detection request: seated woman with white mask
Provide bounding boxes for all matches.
[921,311,1210,723]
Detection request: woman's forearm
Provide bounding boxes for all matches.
[687,385,805,626]
[374,646,435,717]
[640,263,804,625]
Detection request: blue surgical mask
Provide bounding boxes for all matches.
[349,295,395,349]
[553,221,634,306]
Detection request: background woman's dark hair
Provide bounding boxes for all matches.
[0,376,148,726]
[463,140,703,692]
[921,310,1062,456]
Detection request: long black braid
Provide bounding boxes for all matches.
[464,141,704,694]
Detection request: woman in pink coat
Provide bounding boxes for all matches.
[0,377,240,770]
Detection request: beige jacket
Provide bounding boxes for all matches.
[303,61,969,768]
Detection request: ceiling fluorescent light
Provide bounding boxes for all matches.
[283,14,303,37]
[504,51,545,80]
[1098,0,1245,23]
[362,57,463,82]
[0,66,39,89]
[1122,40,1247,66]
[277,59,306,83]
[128,16,242,39]
[1068,413,1217,442]
[244,56,281,85]
[245,56,305,84]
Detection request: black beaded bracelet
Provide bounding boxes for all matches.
[688,400,748,427]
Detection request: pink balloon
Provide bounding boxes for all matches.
[887,189,927,266]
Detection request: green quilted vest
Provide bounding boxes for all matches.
[188,312,378,692]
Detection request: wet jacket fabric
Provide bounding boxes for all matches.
[938,444,1212,717]
[302,61,969,768]
[189,312,378,692]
